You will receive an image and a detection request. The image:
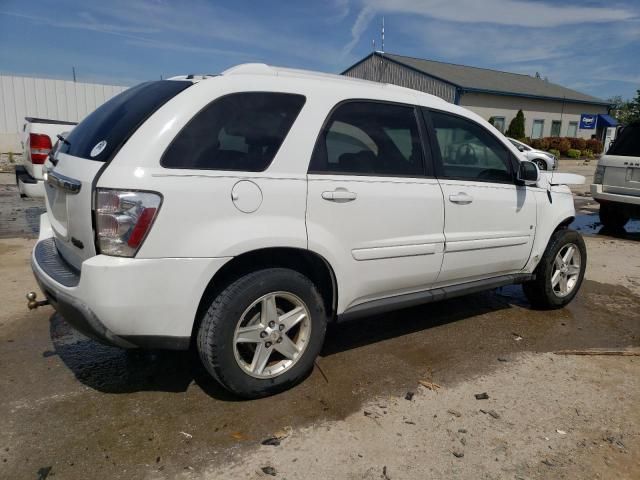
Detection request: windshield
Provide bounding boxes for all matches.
[607,123,640,157]
[57,80,192,162]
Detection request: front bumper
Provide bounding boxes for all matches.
[15,165,45,198]
[31,214,230,350]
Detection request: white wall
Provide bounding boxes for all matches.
[460,92,608,139]
[0,75,128,152]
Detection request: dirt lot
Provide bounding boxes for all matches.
[1,162,639,479]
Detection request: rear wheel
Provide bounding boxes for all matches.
[197,268,328,398]
[523,229,586,309]
[599,203,629,230]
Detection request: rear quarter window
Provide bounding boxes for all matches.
[608,124,640,157]
[57,80,192,162]
[161,92,306,171]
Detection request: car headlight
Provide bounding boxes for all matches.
[593,165,605,184]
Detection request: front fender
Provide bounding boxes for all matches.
[523,189,576,272]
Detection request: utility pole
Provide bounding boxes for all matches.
[72,66,76,83]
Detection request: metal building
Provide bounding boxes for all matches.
[0,75,128,152]
[343,52,616,140]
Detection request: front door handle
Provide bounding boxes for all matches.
[449,192,473,204]
[321,188,357,203]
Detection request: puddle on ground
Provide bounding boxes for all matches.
[2,280,639,479]
[571,213,640,241]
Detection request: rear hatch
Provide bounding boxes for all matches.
[44,80,192,270]
[601,123,640,198]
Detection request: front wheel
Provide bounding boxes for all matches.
[523,229,586,309]
[197,268,328,398]
[535,159,547,170]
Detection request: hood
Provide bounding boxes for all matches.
[537,171,585,188]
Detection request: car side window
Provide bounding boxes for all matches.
[309,101,425,177]
[428,110,513,183]
[162,92,305,171]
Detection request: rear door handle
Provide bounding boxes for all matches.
[321,189,357,202]
[449,192,473,204]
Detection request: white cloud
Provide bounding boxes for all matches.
[344,0,637,54]
[331,0,351,21]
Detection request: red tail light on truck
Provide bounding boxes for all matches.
[29,133,53,164]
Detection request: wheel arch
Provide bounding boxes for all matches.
[554,215,575,232]
[191,247,338,341]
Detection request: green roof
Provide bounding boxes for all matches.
[346,52,610,106]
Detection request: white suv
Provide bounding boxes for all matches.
[591,122,640,229]
[31,64,586,398]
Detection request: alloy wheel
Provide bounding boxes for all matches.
[550,243,581,297]
[233,292,311,379]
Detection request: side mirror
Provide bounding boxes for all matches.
[517,161,539,185]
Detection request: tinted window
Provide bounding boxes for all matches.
[58,81,191,162]
[608,123,640,157]
[162,92,305,171]
[429,110,513,183]
[310,102,424,176]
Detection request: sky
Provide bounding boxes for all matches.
[1,0,639,101]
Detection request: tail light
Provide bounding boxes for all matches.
[593,165,605,184]
[95,189,162,257]
[29,133,53,164]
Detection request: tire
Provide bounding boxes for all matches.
[534,159,547,170]
[523,229,587,309]
[197,268,328,398]
[599,203,629,230]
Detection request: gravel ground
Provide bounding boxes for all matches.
[208,352,639,480]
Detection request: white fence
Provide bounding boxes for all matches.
[0,75,128,152]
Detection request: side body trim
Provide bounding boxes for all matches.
[352,243,437,260]
[337,273,533,322]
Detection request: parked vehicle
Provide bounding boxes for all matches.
[15,117,76,198]
[591,121,640,229]
[30,65,587,398]
[508,137,557,170]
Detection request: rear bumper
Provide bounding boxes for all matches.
[32,248,138,348]
[31,214,231,350]
[591,184,640,207]
[15,165,44,198]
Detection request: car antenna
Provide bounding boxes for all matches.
[57,134,70,145]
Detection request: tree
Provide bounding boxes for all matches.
[506,109,525,139]
[488,116,496,127]
[608,90,640,125]
[629,89,640,124]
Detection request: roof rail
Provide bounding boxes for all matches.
[167,74,217,82]
[222,63,275,76]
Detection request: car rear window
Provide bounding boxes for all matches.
[57,80,192,162]
[607,123,640,157]
[161,92,306,171]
